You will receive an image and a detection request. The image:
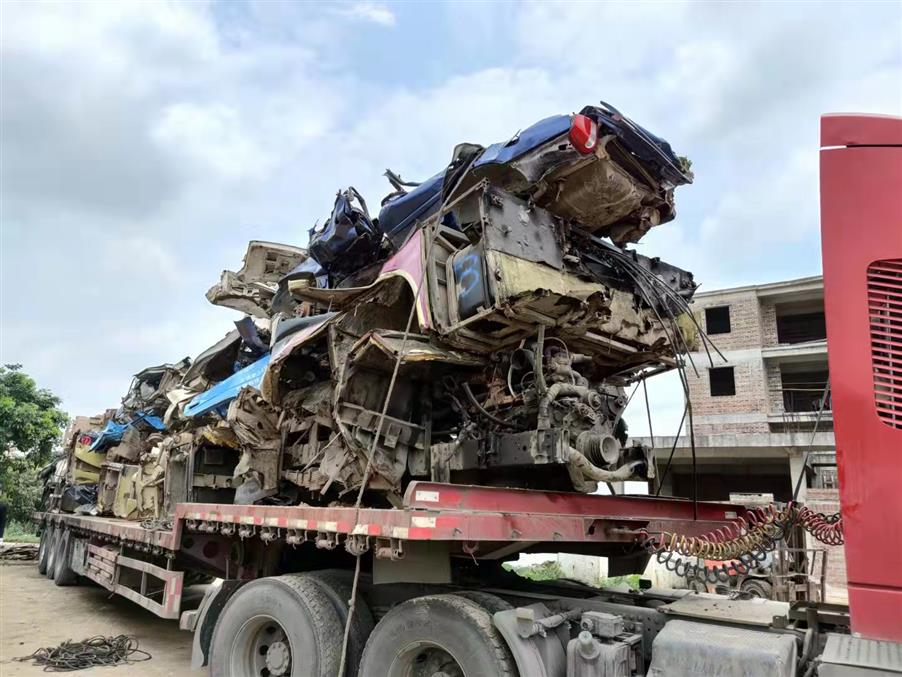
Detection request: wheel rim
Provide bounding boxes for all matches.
[46,529,58,575]
[389,641,465,677]
[231,615,293,677]
[38,531,48,562]
[745,584,766,598]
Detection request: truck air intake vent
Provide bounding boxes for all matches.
[868,258,902,429]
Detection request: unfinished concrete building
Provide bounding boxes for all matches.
[641,275,846,598]
[648,275,834,501]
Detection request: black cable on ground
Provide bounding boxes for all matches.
[16,635,151,672]
[0,543,38,561]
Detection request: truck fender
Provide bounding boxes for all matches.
[183,579,247,669]
[492,603,567,677]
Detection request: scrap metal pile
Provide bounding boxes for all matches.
[57,102,702,519]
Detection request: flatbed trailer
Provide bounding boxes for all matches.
[33,483,877,677]
[37,482,743,611]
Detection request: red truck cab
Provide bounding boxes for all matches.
[821,113,902,641]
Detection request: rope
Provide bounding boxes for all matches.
[792,378,831,501]
[642,378,654,449]
[337,155,481,677]
[17,635,151,672]
[654,402,687,497]
[337,222,441,677]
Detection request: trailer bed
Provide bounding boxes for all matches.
[41,482,743,560]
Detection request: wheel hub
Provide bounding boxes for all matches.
[404,645,464,677]
[265,640,290,676]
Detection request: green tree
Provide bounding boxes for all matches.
[0,364,68,463]
[0,364,68,525]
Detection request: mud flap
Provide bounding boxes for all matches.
[186,579,247,669]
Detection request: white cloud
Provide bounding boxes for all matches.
[152,103,275,181]
[338,2,396,27]
[1,0,899,425]
[101,236,183,288]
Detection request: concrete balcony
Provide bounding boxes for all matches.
[761,339,828,362]
[767,410,833,425]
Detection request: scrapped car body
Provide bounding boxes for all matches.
[270,179,697,505]
[57,101,702,516]
[206,241,307,318]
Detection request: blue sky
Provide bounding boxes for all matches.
[2,1,900,433]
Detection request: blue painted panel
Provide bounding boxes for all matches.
[183,354,271,419]
[89,412,166,451]
[453,248,490,320]
[474,115,571,168]
[378,171,445,246]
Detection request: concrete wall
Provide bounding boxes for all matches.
[511,553,609,587]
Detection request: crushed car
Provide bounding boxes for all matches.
[57,101,702,517]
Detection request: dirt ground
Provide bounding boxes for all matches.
[0,561,201,676]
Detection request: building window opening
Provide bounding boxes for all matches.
[710,366,736,396]
[775,302,826,344]
[705,306,731,334]
[780,366,830,412]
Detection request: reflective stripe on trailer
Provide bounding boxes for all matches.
[176,481,746,545]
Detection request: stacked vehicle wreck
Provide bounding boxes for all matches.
[59,102,700,520]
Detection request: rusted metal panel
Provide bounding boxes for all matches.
[40,512,180,551]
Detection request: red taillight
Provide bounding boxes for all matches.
[568,114,598,154]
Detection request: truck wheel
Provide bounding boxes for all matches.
[740,579,774,599]
[360,594,516,677]
[454,590,513,614]
[307,570,374,677]
[45,526,60,579]
[210,574,343,677]
[37,528,50,575]
[53,530,78,586]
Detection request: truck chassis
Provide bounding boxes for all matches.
[33,483,875,677]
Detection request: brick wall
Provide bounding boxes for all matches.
[688,291,770,435]
[696,291,764,351]
[760,300,779,347]
[765,362,784,416]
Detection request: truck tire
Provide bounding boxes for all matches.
[37,527,50,575]
[454,590,513,615]
[740,579,774,599]
[209,574,343,677]
[307,570,374,677]
[45,526,60,579]
[360,594,516,677]
[53,529,78,586]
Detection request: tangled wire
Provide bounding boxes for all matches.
[638,502,844,585]
[0,544,38,561]
[17,635,150,672]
